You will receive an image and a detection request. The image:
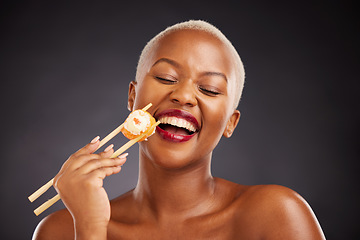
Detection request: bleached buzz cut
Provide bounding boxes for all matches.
[135,20,245,109]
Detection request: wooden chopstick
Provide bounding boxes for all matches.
[33,120,160,216]
[28,124,123,203]
[33,195,61,216]
[28,103,153,203]
[28,179,55,203]
[111,121,160,158]
[28,103,152,203]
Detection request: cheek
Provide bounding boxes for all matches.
[202,99,230,137]
[133,80,165,109]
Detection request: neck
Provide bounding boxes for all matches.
[133,152,215,220]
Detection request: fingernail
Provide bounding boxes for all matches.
[91,136,100,144]
[104,144,114,152]
[117,153,128,158]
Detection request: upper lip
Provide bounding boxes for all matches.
[155,109,200,132]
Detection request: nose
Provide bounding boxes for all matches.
[169,80,198,107]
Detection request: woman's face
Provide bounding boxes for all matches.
[129,29,240,169]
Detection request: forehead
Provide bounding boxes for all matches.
[147,29,237,80]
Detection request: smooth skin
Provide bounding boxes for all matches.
[33,29,325,239]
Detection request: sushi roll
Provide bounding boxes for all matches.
[121,109,156,141]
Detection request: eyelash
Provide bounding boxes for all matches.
[199,86,221,96]
[155,77,177,84]
[155,76,221,96]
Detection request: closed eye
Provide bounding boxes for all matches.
[155,76,177,84]
[199,86,221,96]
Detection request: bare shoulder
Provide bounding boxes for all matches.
[32,209,74,240]
[237,184,326,240]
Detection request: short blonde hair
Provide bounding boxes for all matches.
[135,20,245,109]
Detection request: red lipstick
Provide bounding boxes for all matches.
[155,109,199,143]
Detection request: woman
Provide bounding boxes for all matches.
[33,20,325,239]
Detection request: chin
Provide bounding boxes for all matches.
[139,136,208,170]
[143,145,191,169]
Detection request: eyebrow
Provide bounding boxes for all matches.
[152,57,228,83]
[152,58,181,68]
[201,71,228,83]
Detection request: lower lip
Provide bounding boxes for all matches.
[156,126,196,142]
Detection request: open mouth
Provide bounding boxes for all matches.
[158,116,197,136]
[155,109,199,142]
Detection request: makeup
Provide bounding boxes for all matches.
[155,109,199,142]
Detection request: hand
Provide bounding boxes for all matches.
[53,136,127,237]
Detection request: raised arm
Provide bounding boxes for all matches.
[32,137,127,240]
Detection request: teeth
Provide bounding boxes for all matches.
[159,116,196,132]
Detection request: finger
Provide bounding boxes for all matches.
[98,144,115,158]
[72,136,101,157]
[69,144,115,172]
[89,165,123,184]
[57,136,101,175]
[54,153,101,185]
[77,156,127,175]
[66,153,103,171]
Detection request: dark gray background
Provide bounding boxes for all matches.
[1,1,358,239]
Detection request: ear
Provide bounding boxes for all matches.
[127,81,137,111]
[223,110,240,138]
